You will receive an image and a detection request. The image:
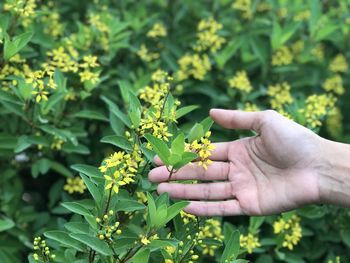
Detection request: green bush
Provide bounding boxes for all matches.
[0,0,350,262]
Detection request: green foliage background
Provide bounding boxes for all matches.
[1,0,350,262]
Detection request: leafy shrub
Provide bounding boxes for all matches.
[0,0,350,263]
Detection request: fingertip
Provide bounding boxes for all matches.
[153,155,163,166]
[157,182,168,195]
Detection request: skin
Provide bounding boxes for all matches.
[148,109,350,216]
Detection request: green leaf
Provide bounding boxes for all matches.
[175,105,199,119]
[72,110,108,121]
[0,216,15,232]
[44,231,85,251]
[0,134,17,149]
[200,117,214,134]
[154,204,168,227]
[71,164,102,178]
[42,92,65,114]
[101,95,132,127]
[131,248,150,263]
[64,222,90,234]
[61,202,91,216]
[188,123,204,143]
[173,152,197,170]
[79,173,102,209]
[220,230,240,263]
[171,133,184,155]
[100,135,133,151]
[4,31,33,60]
[249,216,265,233]
[165,201,189,224]
[214,38,242,68]
[14,135,31,153]
[118,80,131,103]
[147,193,157,228]
[144,134,170,165]
[114,199,145,212]
[69,233,112,256]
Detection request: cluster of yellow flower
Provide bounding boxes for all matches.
[40,3,63,38]
[136,191,148,204]
[137,22,167,62]
[139,233,159,245]
[176,53,211,81]
[326,107,343,138]
[193,17,226,53]
[273,215,302,250]
[267,82,293,110]
[198,219,224,256]
[4,0,37,26]
[301,94,336,128]
[240,233,261,254]
[63,177,86,194]
[180,210,197,225]
[311,44,325,60]
[293,10,311,22]
[27,69,56,103]
[272,46,294,66]
[138,70,177,141]
[147,23,167,38]
[291,40,304,55]
[88,13,110,50]
[99,150,142,194]
[232,0,253,19]
[164,240,199,263]
[228,70,252,93]
[323,75,344,95]
[32,236,55,262]
[0,55,31,90]
[79,55,100,84]
[243,102,260,112]
[96,210,122,240]
[329,54,348,73]
[137,44,160,62]
[186,131,215,170]
[327,256,341,263]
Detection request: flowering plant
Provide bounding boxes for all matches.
[0,1,349,263]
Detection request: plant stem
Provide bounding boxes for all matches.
[167,166,175,181]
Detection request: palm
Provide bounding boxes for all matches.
[149,109,322,216]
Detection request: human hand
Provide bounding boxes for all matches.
[149,109,325,216]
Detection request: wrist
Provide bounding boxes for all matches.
[317,137,350,207]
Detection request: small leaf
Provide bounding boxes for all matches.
[131,248,150,263]
[188,123,204,143]
[72,110,108,121]
[44,231,85,251]
[100,135,133,151]
[173,152,197,170]
[220,230,240,263]
[61,202,91,216]
[171,133,184,155]
[0,216,15,232]
[165,201,189,224]
[79,173,102,209]
[147,193,157,227]
[175,105,199,119]
[144,134,170,165]
[4,31,33,60]
[71,164,102,178]
[69,233,112,256]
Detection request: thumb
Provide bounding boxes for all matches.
[209,109,263,132]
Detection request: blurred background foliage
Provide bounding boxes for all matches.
[0,0,350,262]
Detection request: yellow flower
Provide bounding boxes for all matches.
[193,17,226,53]
[198,219,224,256]
[147,23,167,38]
[136,192,148,204]
[293,10,311,22]
[99,151,141,194]
[64,177,86,194]
[273,215,302,250]
[311,44,325,60]
[176,53,211,81]
[322,75,344,95]
[301,94,336,128]
[187,131,214,170]
[180,210,197,225]
[232,0,252,19]
[243,102,260,112]
[139,234,158,245]
[326,107,343,138]
[137,44,160,62]
[79,70,99,84]
[291,40,304,55]
[272,46,293,66]
[240,233,261,254]
[228,71,252,93]
[45,46,79,73]
[329,54,348,73]
[80,55,99,68]
[267,82,293,109]
[51,137,64,150]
